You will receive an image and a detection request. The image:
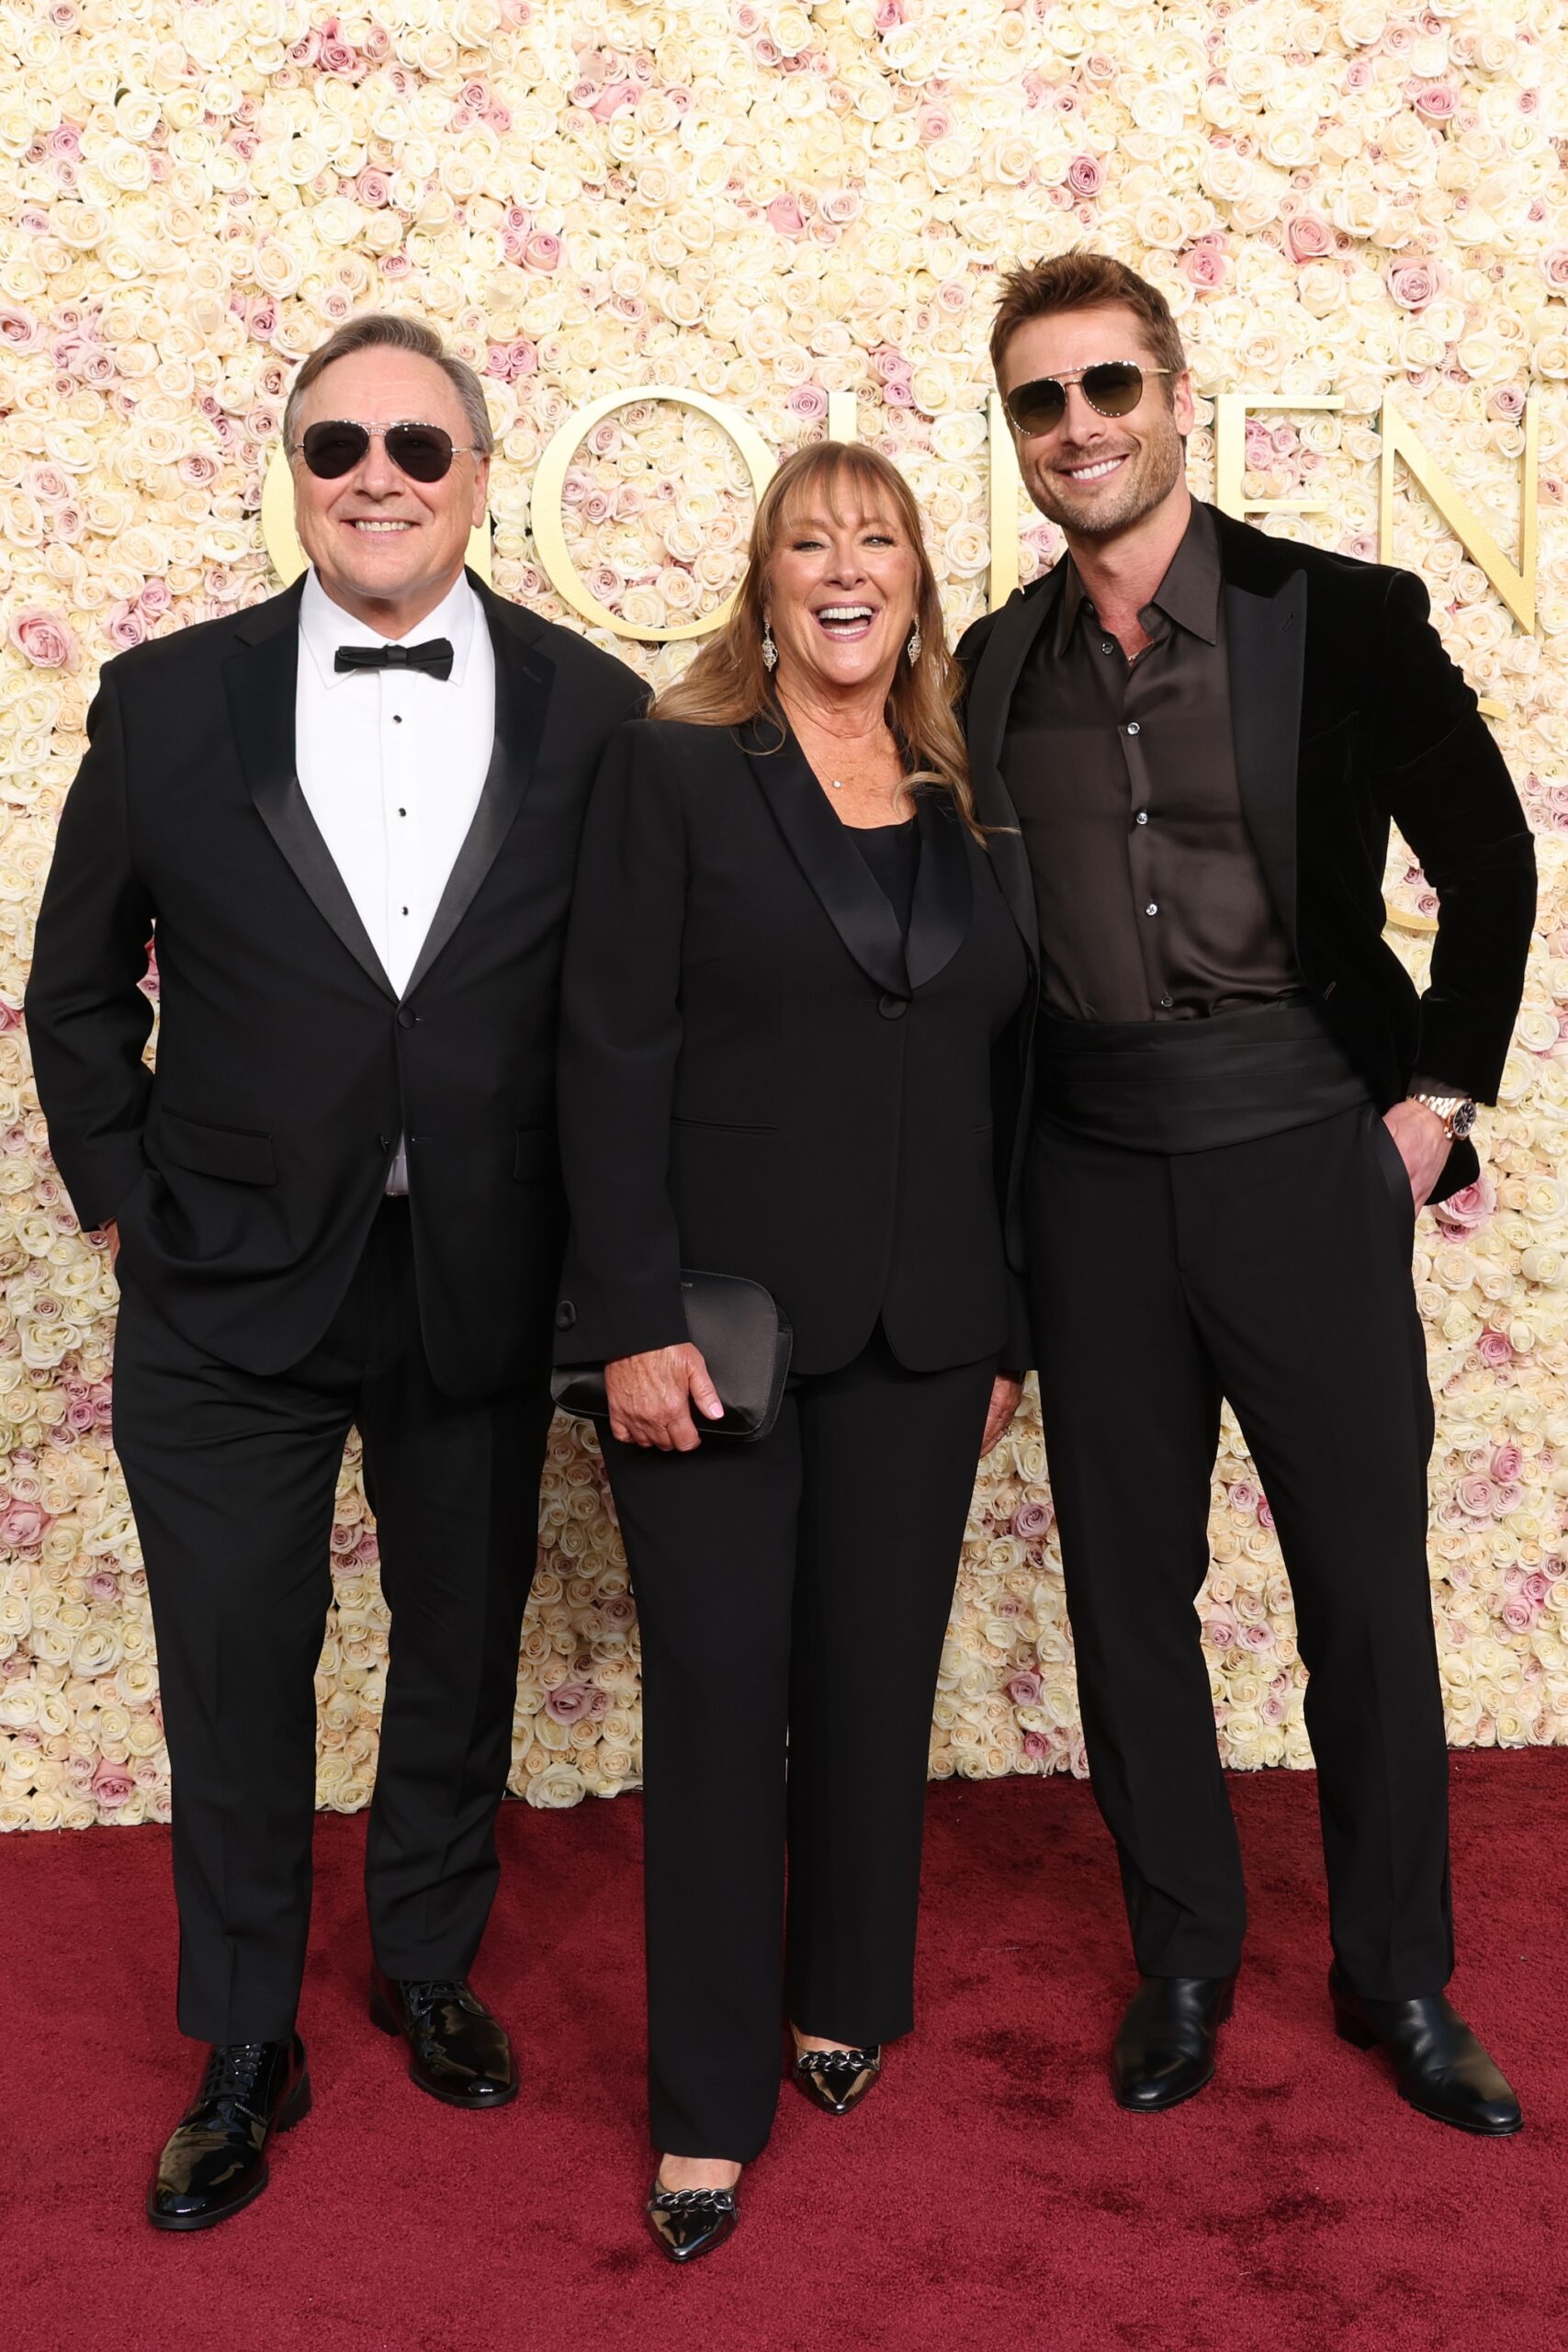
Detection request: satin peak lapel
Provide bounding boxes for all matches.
[1224,568,1307,948]
[402,594,552,998]
[223,593,396,1001]
[965,575,1060,957]
[741,720,908,997]
[905,795,972,991]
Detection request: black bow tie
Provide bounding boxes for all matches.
[334,638,454,681]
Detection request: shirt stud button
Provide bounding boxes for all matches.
[1160,995,1174,1009]
[1145,902,1158,916]
[1101,639,1113,654]
[1135,810,1149,825]
[1126,721,1142,736]
[392,714,402,725]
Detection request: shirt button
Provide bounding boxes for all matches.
[1145,902,1158,917]
[1159,995,1174,1010]
[1101,639,1114,654]
[1134,810,1149,825]
[392,714,402,725]
[1126,721,1142,736]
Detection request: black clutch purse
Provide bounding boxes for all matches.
[550,1270,793,1443]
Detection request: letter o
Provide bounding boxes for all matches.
[529,387,777,642]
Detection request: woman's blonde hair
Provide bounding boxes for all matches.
[651,441,981,838]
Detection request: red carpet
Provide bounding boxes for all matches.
[5,1753,1565,2352]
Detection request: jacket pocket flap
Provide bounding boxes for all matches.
[158,1112,276,1186]
[514,1125,559,1182]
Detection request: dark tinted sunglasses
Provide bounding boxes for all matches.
[1003,361,1171,438]
[292,419,484,483]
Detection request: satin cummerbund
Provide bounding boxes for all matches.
[1034,996,1373,1155]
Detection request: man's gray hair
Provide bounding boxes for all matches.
[282,313,495,458]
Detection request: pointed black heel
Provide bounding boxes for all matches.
[645,2177,741,2263]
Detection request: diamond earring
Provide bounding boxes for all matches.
[761,620,778,672]
[906,625,922,663]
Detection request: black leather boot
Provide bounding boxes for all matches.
[369,1963,517,2109]
[1111,1973,1237,2112]
[1329,1966,1522,2134]
[147,2035,310,2231]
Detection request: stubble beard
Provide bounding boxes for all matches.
[1025,412,1187,543]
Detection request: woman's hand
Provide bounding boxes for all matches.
[605,1344,725,1452]
[980,1373,1023,1458]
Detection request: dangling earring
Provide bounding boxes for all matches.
[761,620,778,672]
[906,625,922,663]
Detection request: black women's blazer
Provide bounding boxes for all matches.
[25,572,646,1396]
[555,717,1034,1376]
[957,505,1536,1201]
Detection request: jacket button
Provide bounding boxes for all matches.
[878,993,908,1020]
[555,1301,576,1330]
[397,1008,417,1030]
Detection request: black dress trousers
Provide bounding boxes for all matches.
[1030,1102,1452,2000]
[604,1325,997,2163]
[112,1199,555,2046]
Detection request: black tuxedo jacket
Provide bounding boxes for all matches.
[25,571,647,1396]
[957,504,1536,1201]
[554,717,1034,1377]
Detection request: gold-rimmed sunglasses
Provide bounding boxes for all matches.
[1002,361,1172,439]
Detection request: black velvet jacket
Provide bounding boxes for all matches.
[957,504,1537,1201]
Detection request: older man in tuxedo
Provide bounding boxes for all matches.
[27,313,645,2228]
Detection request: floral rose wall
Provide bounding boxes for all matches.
[1,0,1566,1830]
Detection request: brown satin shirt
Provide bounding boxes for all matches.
[999,502,1303,1024]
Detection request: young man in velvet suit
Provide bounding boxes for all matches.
[27,314,646,2227]
[960,252,1534,2132]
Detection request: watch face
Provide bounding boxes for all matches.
[1450,1099,1478,1140]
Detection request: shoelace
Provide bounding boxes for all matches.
[402,1978,470,2020]
[196,2041,275,2118]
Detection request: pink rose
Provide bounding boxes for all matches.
[1021,1731,1050,1759]
[1501,1596,1539,1634]
[9,607,78,669]
[523,232,560,273]
[767,194,807,237]
[1492,1444,1523,1484]
[1257,1497,1275,1532]
[870,345,910,383]
[1541,248,1568,292]
[1286,211,1333,263]
[1180,244,1227,289]
[546,1683,593,1723]
[1204,1616,1237,1649]
[1415,84,1458,119]
[1433,1175,1495,1232]
[590,82,638,122]
[92,1764,135,1808]
[104,600,146,651]
[1476,1329,1515,1368]
[1007,1671,1043,1707]
[0,307,40,351]
[1011,1499,1052,1540]
[357,169,389,207]
[1386,258,1445,310]
[1066,153,1104,198]
[919,107,953,143]
[0,1500,47,1545]
[785,383,828,422]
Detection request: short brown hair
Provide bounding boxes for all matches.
[989,250,1186,383]
[282,312,494,458]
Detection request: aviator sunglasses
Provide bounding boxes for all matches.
[291,418,485,483]
[1002,360,1171,439]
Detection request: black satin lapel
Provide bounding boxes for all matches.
[905,796,973,990]
[741,722,908,997]
[967,577,1059,958]
[222,619,396,1001]
[401,620,552,999]
[1225,570,1306,947]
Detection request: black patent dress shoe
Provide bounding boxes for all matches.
[791,2042,883,2117]
[147,2034,310,2232]
[645,2176,741,2265]
[1111,1973,1237,2112]
[369,1963,517,2109]
[1329,1966,1522,2135]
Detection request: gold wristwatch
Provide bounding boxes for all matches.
[1409,1091,1477,1142]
